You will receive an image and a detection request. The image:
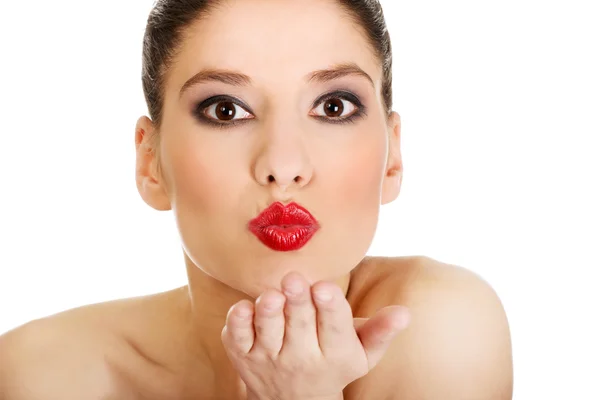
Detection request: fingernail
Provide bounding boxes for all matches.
[236,306,252,319]
[313,289,333,303]
[264,296,284,311]
[284,279,304,297]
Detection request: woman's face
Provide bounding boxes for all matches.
[136,0,402,297]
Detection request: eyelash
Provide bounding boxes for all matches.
[192,90,367,130]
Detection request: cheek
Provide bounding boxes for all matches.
[165,139,240,214]
[330,137,387,209]
[314,135,386,270]
[171,153,216,204]
[342,154,384,198]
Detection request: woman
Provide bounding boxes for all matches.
[0,0,513,399]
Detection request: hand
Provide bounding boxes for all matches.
[220,271,411,400]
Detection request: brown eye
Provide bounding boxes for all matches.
[324,98,344,117]
[205,100,253,122]
[312,97,358,119]
[215,102,236,120]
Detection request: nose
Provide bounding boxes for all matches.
[252,125,314,192]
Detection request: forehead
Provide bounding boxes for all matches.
[168,0,381,92]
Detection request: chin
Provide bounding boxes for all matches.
[185,233,369,295]
[233,253,352,295]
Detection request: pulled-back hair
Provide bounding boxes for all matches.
[142,0,393,133]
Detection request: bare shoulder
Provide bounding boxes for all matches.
[347,255,514,400]
[0,307,119,399]
[0,289,186,400]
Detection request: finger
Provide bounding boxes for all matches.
[280,272,319,354]
[312,281,356,357]
[222,300,255,354]
[353,317,368,331]
[251,289,286,357]
[356,306,411,370]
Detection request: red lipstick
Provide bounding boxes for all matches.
[248,202,320,251]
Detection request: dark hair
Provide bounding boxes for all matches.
[142,0,393,134]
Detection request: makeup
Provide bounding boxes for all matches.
[248,202,320,251]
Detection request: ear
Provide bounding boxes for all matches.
[381,111,403,205]
[135,116,171,211]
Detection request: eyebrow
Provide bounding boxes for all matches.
[179,62,374,98]
[306,62,374,88]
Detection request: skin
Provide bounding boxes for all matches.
[0,0,513,399]
[221,271,411,399]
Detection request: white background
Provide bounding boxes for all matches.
[1,0,598,398]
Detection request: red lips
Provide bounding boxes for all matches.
[248,202,320,251]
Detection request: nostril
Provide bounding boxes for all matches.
[294,176,301,183]
[268,175,275,183]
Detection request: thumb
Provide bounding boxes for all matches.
[355,305,411,370]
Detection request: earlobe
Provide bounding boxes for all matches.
[381,111,403,205]
[135,116,171,211]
